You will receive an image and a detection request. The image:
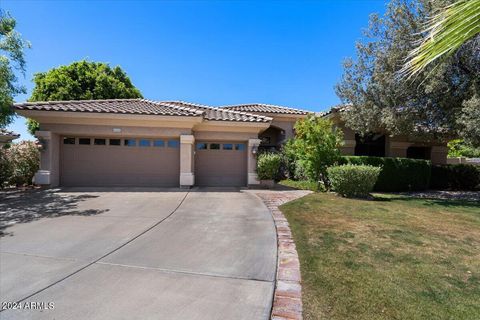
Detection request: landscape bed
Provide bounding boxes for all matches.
[280,192,480,320]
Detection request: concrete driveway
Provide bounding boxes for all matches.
[0,188,277,320]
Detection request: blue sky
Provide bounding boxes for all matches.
[4,0,387,140]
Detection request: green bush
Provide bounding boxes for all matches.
[0,141,40,188]
[280,140,297,179]
[430,164,480,190]
[0,148,13,188]
[340,156,431,191]
[447,139,480,158]
[283,116,343,185]
[257,152,282,180]
[327,165,381,198]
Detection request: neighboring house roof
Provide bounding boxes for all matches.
[322,104,350,117]
[222,103,311,115]
[14,99,271,123]
[0,128,20,143]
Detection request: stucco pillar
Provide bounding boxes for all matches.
[388,141,411,158]
[431,146,448,165]
[340,139,356,156]
[34,131,60,187]
[247,138,261,185]
[179,135,195,187]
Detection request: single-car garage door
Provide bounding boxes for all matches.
[60,137,180,187]
[195,141,247,187]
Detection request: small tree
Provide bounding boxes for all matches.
[26,60,143,135]
[286,116,343,186]
[0,10,31,128]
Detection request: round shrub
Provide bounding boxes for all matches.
[327,164,381,198]
[257,152,282,180]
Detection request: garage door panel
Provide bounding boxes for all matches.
[61,139,179,187]
[195,141,247,187]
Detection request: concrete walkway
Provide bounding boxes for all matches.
[0,188,277,320]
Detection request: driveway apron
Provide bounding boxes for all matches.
[0,188,277,320]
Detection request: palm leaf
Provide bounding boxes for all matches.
[401,0,480,78]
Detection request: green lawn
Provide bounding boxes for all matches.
[280,193,480,320]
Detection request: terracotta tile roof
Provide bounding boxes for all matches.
[0,128,20,138]
[14,99,204,117]
[222,103,312,115]
[163,101,272,123]
[14,99,271,123]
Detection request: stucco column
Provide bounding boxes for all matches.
[34,131,60,187]
[180,135,195,187]
[431,146,448,165]
[340,139,356,156]
[247,138,261,185]
[388,141,411,158]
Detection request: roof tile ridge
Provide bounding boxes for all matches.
[14,98,141,106]
[222,103,311,114]
[152,100,205,116]
[162,100,271,121]
[190,101,273,120]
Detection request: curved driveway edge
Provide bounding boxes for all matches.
[249,190,312,320]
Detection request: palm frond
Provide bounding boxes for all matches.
[401,0,480,78]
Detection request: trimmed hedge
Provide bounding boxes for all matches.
[430,164,480,191]
[328,165,381,198]
[339,156,431,192]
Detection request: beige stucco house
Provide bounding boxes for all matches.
[14,99,447,188]
[323,106,448,165]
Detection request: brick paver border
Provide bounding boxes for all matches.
[251,190,311,320]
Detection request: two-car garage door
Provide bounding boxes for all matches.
[60,137,248,187]
[60,137,179,187]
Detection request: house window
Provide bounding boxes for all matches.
[79,138,91,145]
[63,137,75,145]
[235,143,246,151]
[109,139,121,146]
[407,146,431,160]
[153,140,165,147]
[197,143,208,150]
[139,139,151,147]
[210,143,220,150]
[124,139,136,147]
[167,140,179,148]
[354,133,385,157]
[94,138,106,145]
[223,143,233,150]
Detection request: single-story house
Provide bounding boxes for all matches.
[322,105,448,165]
[0,128,20,146]
[14,99,447,188]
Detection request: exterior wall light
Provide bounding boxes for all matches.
[252,146,258,155]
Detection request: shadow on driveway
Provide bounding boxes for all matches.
[0,188,109,237]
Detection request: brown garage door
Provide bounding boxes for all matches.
[60,137,180,187]
[195,141,247,187]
